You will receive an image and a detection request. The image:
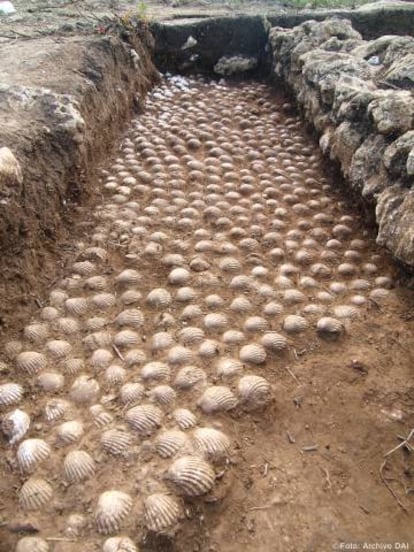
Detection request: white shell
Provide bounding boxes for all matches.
[46,339,72,358]
[16,351,47,375]
[333,305,359,319]
[155,429,190,458]
[63,450,95,482]
[0,382,23,406]
[55,317,80,334]
[56,420,84,444]
[101,428,132,455]
[91,293,116,309]
[85,275,108,290]
[16,537,49,552]
[102,537,137,552]
[114,329,140,348]
[141,362,170,382]
[40,306,59,321]
[91,349,114,370]
[172,408,197,430]
[115,309,144,328]
[17,439,51,473]
[316,317,344,337]
[90,404,114,427]
[230,296,252,313]
[239,344,267,365]
[282,315,309,334]
[19,478,52,510]
[197,386,238,414]
[70,375,100,403]
[36,371,65,392]
[238,375,272,410]
[166,455,215,496]
[24,323,49,343]
[244,316,268,333]
[174,366,206,390]
[204,312,228,330]
[120,382,145,404]
[222,329,245,344]
[260,332,288,352]
[65,297,89,316]
[167,346,193,366]
[177,326,205,346]
[121,289,142,305]
[72,260,96,275]
[126,404,163,435]
[2,408,30,444]
[198,339,220,358]
[124,348,147,367]
[147,288,172,308]
[144,493,181,533]
[149,385,177,407]
[95,490,133,534]
[192,427,231,462]
[168,267,191,285]
[282,289,306,305]
[216,357,243,378]
[150,332,174,353]
[44,399,70,422]
[116,269,141,286]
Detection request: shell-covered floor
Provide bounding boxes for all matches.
[0,76,400,551]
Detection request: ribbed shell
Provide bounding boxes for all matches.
[239,344,267,365]
[230,296,252,313]
[149,385,177,407]
[198,339,221,358]
[238,375,272,410]
[147,288,172,308]
[101,428,132,455]
[177,326,205,346]
[91,293,116,310]
[282,315,309,334]
[91,349,114,370]
[219,257,242,273]
[65,297,89,316]
[150,332,174,353]
[44,399,70,422]
[168,346,193,366]
[40,306,59,321]
[166,455,215,497]
[56,420,84,444]
[90,404,114,427]
[19,478,52,510]
[144,493,181,533]
[316,317,344,337]
[222,330,245,344]
[70,375,100,403]
[55,317,80,335]
[172,408,197,430]
[72,260,96,276]
[113,330,140,348]
[192,427,231,462]
[120,382,145,404]
[244,316,268,333]
[141,362,170,382]
[95,490,133,534]
[17,439,51,473]
[115,309,144,328]
[24,323,49,343]
[333,305,359,319]
[124,348,147,367]
[121,290,142,305]
[116,269,141,286]
[16,351,47,375]
[16,537,49,552]
[197,386,238,414]
[63,450,95,483]
[168,268,191,285]
[36,371,65,392]
[126,404,163,435]
[2,408,30,444]
[0,382,23,407]
[46,339,72,359]
[155,429,190,458]
[260,332,288,352]
[204,313,228,330]
[102,537,137,552]
[174,366,206,390]
[85,275,108,290]
[216,357,243,378]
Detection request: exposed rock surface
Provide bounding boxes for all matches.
[270,18,414,268]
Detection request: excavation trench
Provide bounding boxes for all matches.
[0,13,414,552]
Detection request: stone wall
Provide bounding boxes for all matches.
[269,18,414,269]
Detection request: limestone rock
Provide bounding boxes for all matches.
[214,56,258,76]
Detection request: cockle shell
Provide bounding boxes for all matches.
[2,409,30,444]
[44,399,70,422]
[124,348,146,367]
[40,306,59,321]
[192,427,231,462]
[16,351,47,375]
[105,365,126,386]
[17,439,51,473]
[155,430,190,458]
[260,332,288,352]
[91,293,116,310]
[168,268,191,285]
[91,349,114,370]
[115,309,144,328]
[198,339,221,358]
[147,288,172,308]
[116,269,141,286]
[36,371,65,392]
[90,404,114,427]
[149,385,177,407]
[113,329,140,348]
[172,408,197,430]
[174,366,206,390]
[239,344,267,365]
[168,346,193,366]
[177,326,205,346]
[55,317,80,335]
[0,382,23,407]
[144,493,181,533]
[45,339,72,359]
[316,317,344,338]
[49,289,69,307]
[121,289,142,305]
[72,260,96,276]
[19,478,52,510]
[120,382,145,404]
[238,375,272,410]
[197,386,238,414]
[141,362,170,382]
[65,297,89,316]
[166,455,215,497]
[150,332,174,353]
[230,296,252,313]
[216,357,243,378]
[333,305,358,319]
[24,323,49,343]
[101,428,132,455]
[126,404,163,435]
[95,490,133,534]
[70,375,100,403]
[102,537,137,552]
[16,537,49,552]
[282,315,309,334]
[63,450,95,483]
[56,420,84,444]
[244,316,268,333]
[85,275,108,290]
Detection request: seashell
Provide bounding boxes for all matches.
[91,293,116,310]
[56,420,84,444]
[155,430,190,458]
[102,537,137,552]
[333,305,358,319]
[16,351,47,375]
[337,263,357,277]
[282,289,306,305]
[204,313,228,331]
[95,490,133,534]
[121,289,142,305]
[86,316,108,331]
[168,345,193,366]
[85,275,108,291]
[84,331,112,351]
[90,404,114,427]
[163,253,186,267]
[115,309,144,328]
[198,339,220,359]
[174,366,207,391]
[101,428,132,455]
[316,317,344,338]
[239,344,267,365]
[17,439,51,473]
[16,537,49,552]
[63,450,95,483]
[149,385,177,407]
[260,332,288,352]
[91,349,114,370]
[230,296,252,313]
[244,316,268,333]
[370,288,390,301]
[115,269,141,286]
[113,330,140,348]
[46,339,72,359]
[263,301,284,316]
[0,382,23,407]
[126,404,163,435]
[2,409,30,444]
[72,260,96,276]
[70,375,100,403]
[282,315,309,334]
[177,327,205,346]
[274,275,293,290]
[40,306,59,321]
[238,375,272,410]
[205,294,225,309]
[20,478,52,510]
[172,408,197,430]
[45,399,70,422]
[219,257,242,273]
[190,256,210,272]
[180,304,203,321]
[124,348,146,367]
[229,275,254,291]
[168,268,191,285]
[49,289,69,307]
[193,427,231,462]
[144,493,181,533]
[349,278,370,291]
[55,317,80,335]
[65,297,89,316]
[197,386,237,414]
[350,294,366,306]
[120,382,145,405]
[175,287,197,302]
[166,455,215,497]
[216,357,243,378]
[24,323,49,343]
[36,371,65,392]
[105,365,126,386]
[141,362,170,382]
[375,276,392,289]
[222,329,245,344]
[147,288,172,309]
[310,263,331,278]
[151,332,174,353]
